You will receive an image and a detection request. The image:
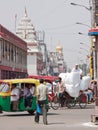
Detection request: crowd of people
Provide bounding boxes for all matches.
[10,79,48,125]
[11,83,36,111]
[34,64,97,125]
[10,63,97,125]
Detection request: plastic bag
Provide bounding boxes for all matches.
[37,104,42,114]
[65,83,80,97]
[80,76,90,90]
[70,72,80,85]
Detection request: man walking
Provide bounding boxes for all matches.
[34,79,48,125]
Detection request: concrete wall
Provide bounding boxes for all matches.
[27,54,37,75]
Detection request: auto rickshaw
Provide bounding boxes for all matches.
[0,78,40,114]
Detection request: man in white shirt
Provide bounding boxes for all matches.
[11,84,20,111]
[24,83,36,108]
[34,79,48,125]
[71,64,83,79]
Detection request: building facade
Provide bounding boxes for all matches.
[36,31,48,75]
[16,8,43,75]
[0,24,27,79]
[48,44,66,76]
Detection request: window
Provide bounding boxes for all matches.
[0,83,10,92]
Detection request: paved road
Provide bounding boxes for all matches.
[0,104,98,130]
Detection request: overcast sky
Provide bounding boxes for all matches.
[0,0,91,69]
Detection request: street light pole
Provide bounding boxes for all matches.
[80,47,89,53]
[78,32,88,36]
[71,1,94,79]
[72,0,98,123]
[79,46,90,75]
[70,3,92,11]
[78,52,88,76]
[80,42,90,48]
[71,2,93,26]
[76,22,91,28]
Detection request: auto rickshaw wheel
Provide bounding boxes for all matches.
[27,110,35,115]
[0,106,3,114]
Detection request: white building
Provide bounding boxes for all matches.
[16,8,43,75]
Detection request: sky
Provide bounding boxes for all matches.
[0,0,91,69]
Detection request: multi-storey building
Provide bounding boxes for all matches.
[56,45,66,73]
[16,8,43,75]
[36,31,48,75]
[0,24,27,79]
[48,44,66,76]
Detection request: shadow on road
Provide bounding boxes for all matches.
[0,111,60,117]
[66,104,95,109]
[47,122,65,125]
[48,112,60,115]
[2,113,33,117]
[0,104,95,117]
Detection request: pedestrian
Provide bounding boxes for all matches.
[56,77,65,107]
[84,80,97,103]
[93,80,97,100]
[71,64,83,78]
[25,83,36,108]
[11,84,20,111]
[34,79,48,125]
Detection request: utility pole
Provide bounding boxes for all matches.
[90,51,94,79]
[89,0,95,79]
[88,0,98,124]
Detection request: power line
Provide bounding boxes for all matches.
[45,32,78,36]
[44,23,76,30]
[35,1,65,22]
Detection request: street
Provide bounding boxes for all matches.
[0,103,98,130]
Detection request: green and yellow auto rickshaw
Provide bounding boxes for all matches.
[0,78,40,114]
